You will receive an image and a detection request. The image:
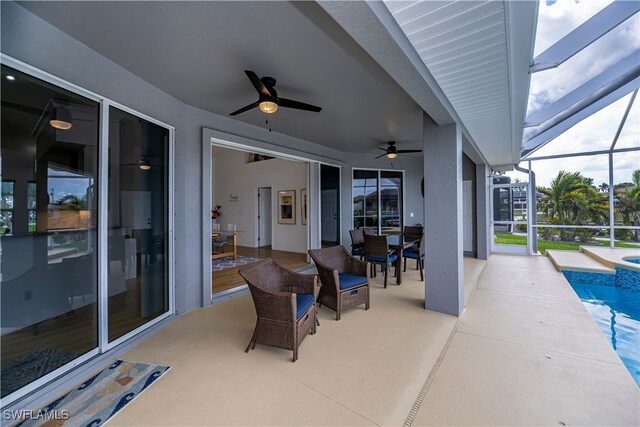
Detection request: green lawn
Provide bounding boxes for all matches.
[495,233,639,254]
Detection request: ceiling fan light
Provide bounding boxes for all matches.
[138,159,151,170]
[259,100,278,114]
[49,107,73,130]
[386,152,398,159]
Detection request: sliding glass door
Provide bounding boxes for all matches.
[0,61,173,404]
[1,65,100,399]
[107,107,169,342]
[352,169,403,234]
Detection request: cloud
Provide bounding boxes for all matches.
[527,1,639,114]
[509,0,640,188]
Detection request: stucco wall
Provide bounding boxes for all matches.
[1,1,425,314]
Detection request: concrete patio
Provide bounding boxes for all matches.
[109,255,638,426]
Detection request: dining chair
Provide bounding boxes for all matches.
[212,222,221,232]
[363,234,397,288]
[403,233,426,281]
[213,223,236,254]
[362,227,376,236]
[349,229,365,259]
[403,225,423,250]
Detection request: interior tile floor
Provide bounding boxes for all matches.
[109,255,638,426]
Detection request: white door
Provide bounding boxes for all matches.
[258,187,272,247]
[321,189,338,243]
[463,181,473,252]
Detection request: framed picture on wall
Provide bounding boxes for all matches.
[301,189,307,225]
[277,190,296,224]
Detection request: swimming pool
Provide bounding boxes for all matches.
[563,270,640,387]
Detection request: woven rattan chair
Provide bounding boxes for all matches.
[238,259,319,362]
[403,233,426,281]
[308,246,370,321]
[364,234,397,288]
[349,229,365,259]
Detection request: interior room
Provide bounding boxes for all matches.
[210,145,309,294]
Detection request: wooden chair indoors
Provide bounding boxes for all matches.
[238,259,319,362]
[212,223,235,255]
[308,246,370,321]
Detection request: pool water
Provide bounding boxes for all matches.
[566,273,640,387]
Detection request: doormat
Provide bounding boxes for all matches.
[13,360,170,427]
[2,348,81,398]
[212,255,261,271]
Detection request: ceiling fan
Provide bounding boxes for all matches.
[375,141,422,159]
[229,70,322,116]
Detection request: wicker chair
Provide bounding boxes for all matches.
[403,225,423,240]
[308,246,370,321]
[238,259,319,362]
[363,234,397,288]
[349,229,365,259]
[403,233,426,281]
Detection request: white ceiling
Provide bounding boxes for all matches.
[18,1,425,155]
[384,1,536,166]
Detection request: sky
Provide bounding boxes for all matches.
[506,0,640,188]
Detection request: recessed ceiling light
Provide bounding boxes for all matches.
[5,75,16,81]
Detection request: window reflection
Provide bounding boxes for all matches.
[0,65,99,398]
[107,107,168,342]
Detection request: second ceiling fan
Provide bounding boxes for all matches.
[230,70,322,116]
[376,141,422,159]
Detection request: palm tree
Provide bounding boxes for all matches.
[598,182,609,193]
[537,171,585,224]
[616,169,640,241]
[629,169,640,202]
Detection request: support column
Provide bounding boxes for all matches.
[476,164,490,260]
[423,117,464,316]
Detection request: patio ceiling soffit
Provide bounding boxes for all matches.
[316,0,489,165]
[373,0,536,167]
[521,2,640,159]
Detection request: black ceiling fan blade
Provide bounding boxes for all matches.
[374,153,388,159]
[397,150,423,153]
[279,98,322,112]
[245,70,272,98]
[229,101,260,116]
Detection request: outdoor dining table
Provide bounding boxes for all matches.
[385,234,420,285]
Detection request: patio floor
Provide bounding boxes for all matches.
[110,255,639,426]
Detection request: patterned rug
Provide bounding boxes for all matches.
[2,348,81,398]
[14,360,170,427]
[212,255,261,271]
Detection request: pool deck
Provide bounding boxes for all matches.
[582,246,640,271]
[546,249,616,274]
[101,254,638,426]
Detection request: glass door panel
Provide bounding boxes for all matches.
[107,107,169,342]
[1,65,100,398]
[380,171,402,234]
[353,170,378,230]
